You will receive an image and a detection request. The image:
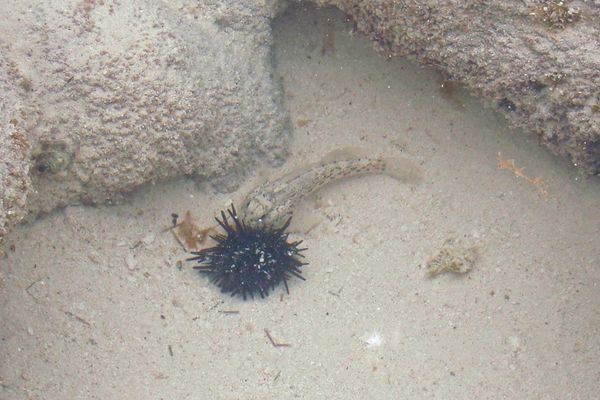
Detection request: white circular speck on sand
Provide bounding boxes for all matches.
[361,331,384,348]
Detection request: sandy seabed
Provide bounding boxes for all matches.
[1,5,599,400]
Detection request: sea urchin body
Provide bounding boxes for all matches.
[188,206,306,300]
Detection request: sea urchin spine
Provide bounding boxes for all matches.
[187,205,306,300]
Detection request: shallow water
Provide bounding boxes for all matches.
[1,4,599,399]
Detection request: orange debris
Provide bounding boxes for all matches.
[497,153,549,196]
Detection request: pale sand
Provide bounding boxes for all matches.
[1,5,599,399]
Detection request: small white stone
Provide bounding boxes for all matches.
[142,233,156,245]
[126,254,137,270]
[508,335,521,351]
[361,331,384,349]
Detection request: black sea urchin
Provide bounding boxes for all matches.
[187,205,306,300]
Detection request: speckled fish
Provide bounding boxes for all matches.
[239,148,423,228]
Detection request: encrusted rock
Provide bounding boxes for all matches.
[316,0,600,175]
